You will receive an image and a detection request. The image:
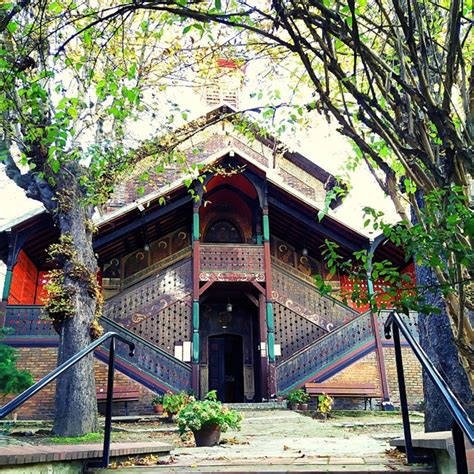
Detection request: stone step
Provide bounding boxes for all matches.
[224,401,288,411]
[99,462,435,472]
[0,441,172,469]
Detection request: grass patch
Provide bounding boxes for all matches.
[330,410,402,418]
[47,432,103,444]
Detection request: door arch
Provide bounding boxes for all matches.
[208,334,244,402]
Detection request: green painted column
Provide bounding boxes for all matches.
[262,214,270,242]
[192,301,200,363]
[266,301,275,362]
[2,268,12,301]
[193,210,200,241]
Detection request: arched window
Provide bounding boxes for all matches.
[204,220,243,243]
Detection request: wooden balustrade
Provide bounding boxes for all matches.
[272,262,359,331]
[199,244,265,282]
[4,305,55,337]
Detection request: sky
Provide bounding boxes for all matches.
[0,57,400,233]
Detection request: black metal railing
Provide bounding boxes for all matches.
[385,311,474,472]
[0,331,135,470]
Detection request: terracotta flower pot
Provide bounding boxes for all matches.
[300,403,309,411]
[193,423,221,447]
[153,404,164,414]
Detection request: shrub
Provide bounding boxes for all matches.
[151,395,164,406]
[0,329,33,402]
[175,390,242,435]
[287,388,305,404]
[162,391,192,415]
[317,394,334,415]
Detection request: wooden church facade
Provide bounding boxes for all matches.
[0,108,423,415]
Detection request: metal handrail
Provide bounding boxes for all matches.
[385,311,474,472]
[0,331,135,469]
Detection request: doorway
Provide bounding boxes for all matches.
[208,334,244,402]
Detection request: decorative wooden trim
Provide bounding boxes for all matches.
[94,195,193,249]
[199,279,215,296]
[251,280,265,295]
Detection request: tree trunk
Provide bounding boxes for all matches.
[52,188,99,437]
[415,265,472,432]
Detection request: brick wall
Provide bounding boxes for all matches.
[325,347,424,409]
[384,346,424,407]
[7,347,157,420]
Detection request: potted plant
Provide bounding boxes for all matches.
[175,391,242,447]
[300,392,311,411]
[162,391,191,419]
[317,394,334,419]
[151,395,164,414]
[287,388,305,410]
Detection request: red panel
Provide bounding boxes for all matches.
[339,262,416,313]
[35,271,51,305]
[8,250,38,305]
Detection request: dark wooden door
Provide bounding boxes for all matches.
[208,335,244,402]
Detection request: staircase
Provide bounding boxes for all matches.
[276,311,374,394]
[272,262,359,331]
[98,317,191,394]
[3,307,191,395]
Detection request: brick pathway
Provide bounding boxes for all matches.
[0,441,172,466]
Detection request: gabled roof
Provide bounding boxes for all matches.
[1,105,408,268]
[105,105,344,213]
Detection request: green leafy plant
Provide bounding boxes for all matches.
[0,329,34,402]
[162,391,192,416]
[300,392,311,404]
[317,394,334,416]
[175,391,242,435]
[287,388,305,405]
[151,395,164,406]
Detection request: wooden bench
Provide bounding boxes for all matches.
[96,387,140,415]
[305,383,381,410]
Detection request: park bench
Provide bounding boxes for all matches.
[96,386,140,415]
[305,382,381,410]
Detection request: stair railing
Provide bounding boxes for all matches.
[385,311,474,472]
[0,331,135,470]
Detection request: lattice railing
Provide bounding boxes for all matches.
[4,305,56,337]
[272,263,359,331]
[199,244,265,281]
[101,317,192,393]
[105,259,192,325]
[129,299,192,356]
[273,302,327,360]
[276,311,374,394]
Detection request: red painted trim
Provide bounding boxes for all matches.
[251,280,265,295]
[199,278,215,296]
[371,311,390,400]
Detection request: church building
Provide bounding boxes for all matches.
[0,62,423,416]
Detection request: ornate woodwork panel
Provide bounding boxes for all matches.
[272,263,358,331]
[276,312,374,393]
[199,244,265,282]
[273,302,327,360]
[104,259,192,326]
[4,305,55,337]
[129,300,192,356]
[101,228,191,296]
